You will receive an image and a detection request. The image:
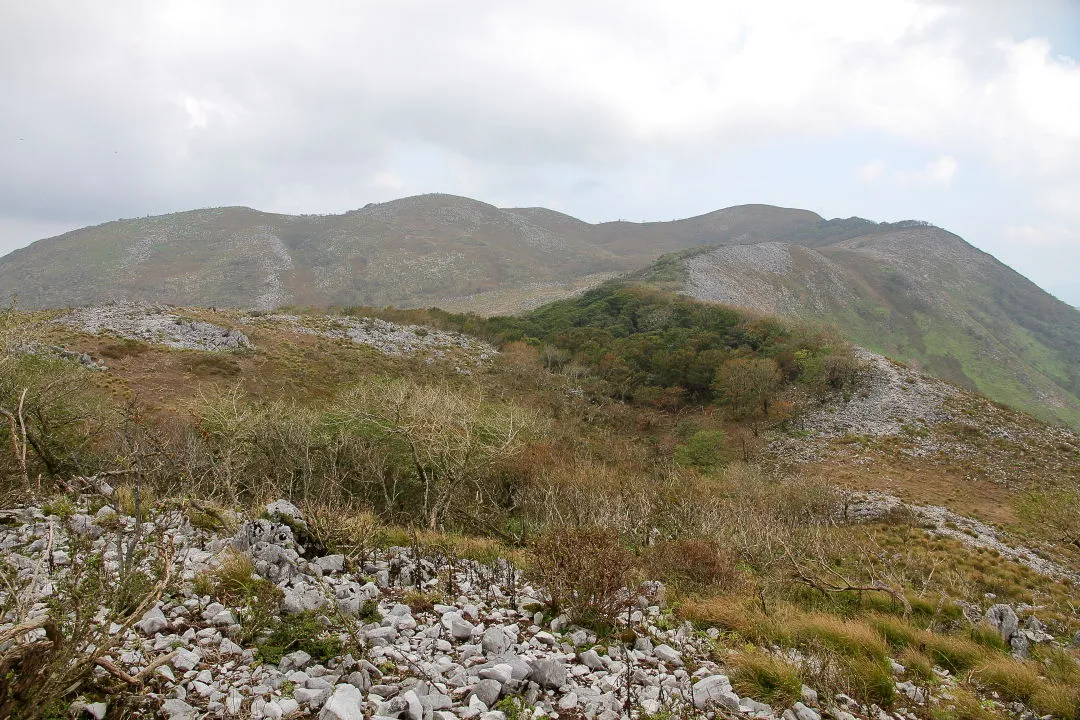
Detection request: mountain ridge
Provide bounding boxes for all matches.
[2,192,1079,428]
[661,225,1080,428]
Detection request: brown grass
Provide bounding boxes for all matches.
[730,651,803,707]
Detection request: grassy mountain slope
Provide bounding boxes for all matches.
[673,223,1080,428]
[0,195,820,312]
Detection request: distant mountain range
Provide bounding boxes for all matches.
[0,195,817,313]
[2,193,1078,427]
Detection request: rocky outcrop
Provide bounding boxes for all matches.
[56,303,252,351]
[241,313,495,365]
[843,491,1080,584]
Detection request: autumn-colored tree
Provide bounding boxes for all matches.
[713,357,782,421]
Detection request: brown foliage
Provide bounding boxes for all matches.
[714,357,782,421]
[528,526,635,625]
[643,537,739,593]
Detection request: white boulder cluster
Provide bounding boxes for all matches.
[242,314,495,365]
[0,498,968,720]
[56,303,253,352]
[12,341,108,370]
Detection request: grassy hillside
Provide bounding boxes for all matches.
[2,289,1080,717]
[0,196,821,312]
[677,225,1080,429]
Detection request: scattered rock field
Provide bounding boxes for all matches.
[56,304,252,352]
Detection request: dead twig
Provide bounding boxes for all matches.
[0,388,30,488]
[783,545,911,615]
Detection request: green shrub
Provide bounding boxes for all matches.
[359,600,382,624]
[673,430,726,471]
[256,611,343,665]
[494,696,532,720]
[0,353,107,482]
[402,590,444,616]
[41,495,76,519]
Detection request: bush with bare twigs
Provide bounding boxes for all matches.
[528,526,636,629]
[0,522,177,719]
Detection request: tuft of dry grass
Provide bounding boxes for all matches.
[678,596,768,639]
[868,614,919,649]
[921,633,986,674]
[1038,646,1080,686]
[899,647,934,681]
[301,501,382,565]
[788,612,888,660]
[931,688,1005,720]
[974,657,1040,703]
[113,484,158,518]
[730,651,803,707]
[1029,683,1080,719]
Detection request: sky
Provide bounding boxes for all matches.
[1,1,1079,304]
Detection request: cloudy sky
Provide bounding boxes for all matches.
[2,0,1079,304]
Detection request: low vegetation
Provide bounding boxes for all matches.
[1,287,1079,718]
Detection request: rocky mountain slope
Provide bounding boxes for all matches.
[3,300,1080,719]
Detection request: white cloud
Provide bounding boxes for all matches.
[0,0,1078,301]
[856,161,886,182]
[896,155,959,187]
[984,223,1080,303]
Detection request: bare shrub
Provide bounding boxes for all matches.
[1016,488,1080,549]
[0,524,176,718]
[343,377,544,529]
[643,537,739,594]
[713,357,782,421]
[528,526,635,626]
[519,454,665,541]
